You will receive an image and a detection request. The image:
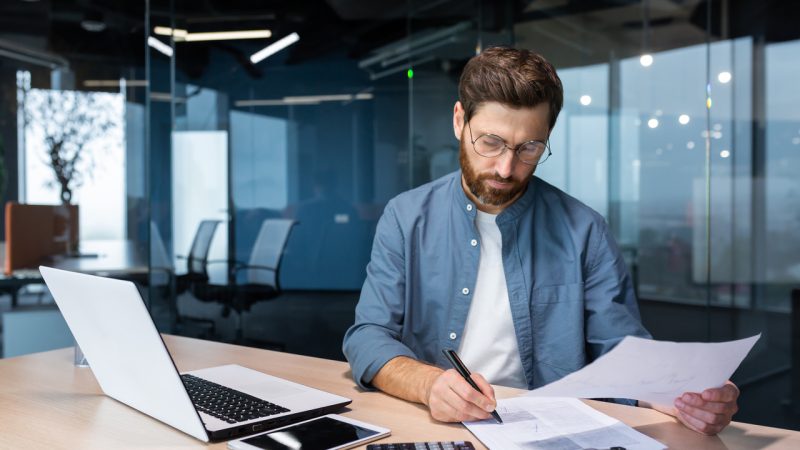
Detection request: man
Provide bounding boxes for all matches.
[343,47,738,435]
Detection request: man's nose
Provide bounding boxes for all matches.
[494,148,516,179]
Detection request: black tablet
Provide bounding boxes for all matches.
[227,414,391,450]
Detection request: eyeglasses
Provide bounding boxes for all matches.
[466,121,551,166]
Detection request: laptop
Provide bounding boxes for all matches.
[39,266,351,442]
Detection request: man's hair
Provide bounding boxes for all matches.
[459,47,564,131]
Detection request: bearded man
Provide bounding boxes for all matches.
[343,47,739,436]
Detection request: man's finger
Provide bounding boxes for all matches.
[470,373,497,405]
[676,399,727,426]
[702,383,739,403]
[677,410,719,435]
[681,392,737,414]
[430,385,487,422]
[450,378,494,412]
[681,399,735,415]
[445,383,492,419]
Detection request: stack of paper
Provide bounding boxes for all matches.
[465,397,665,450]
[463,335,761,449]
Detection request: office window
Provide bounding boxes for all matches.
[19,86,126,240]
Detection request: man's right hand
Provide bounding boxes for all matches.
[424,368,497,422]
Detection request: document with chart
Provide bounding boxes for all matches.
[464,397,665,450]
[526,334,760,406]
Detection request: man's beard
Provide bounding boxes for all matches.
[460,139,528,206]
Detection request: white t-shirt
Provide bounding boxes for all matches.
[457,210,527,389]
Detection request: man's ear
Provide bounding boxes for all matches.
[453,101,465,140]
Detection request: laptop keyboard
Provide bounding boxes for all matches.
[181,374,290,424]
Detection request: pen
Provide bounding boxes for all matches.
[442,349,503,424]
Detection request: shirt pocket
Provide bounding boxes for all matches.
[531,282,586,372]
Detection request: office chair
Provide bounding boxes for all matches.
[174,219,222,336]
[192,218,296,349]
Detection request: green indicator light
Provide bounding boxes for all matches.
[407,68,414,79]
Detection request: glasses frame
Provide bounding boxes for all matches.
[466,121,552,166]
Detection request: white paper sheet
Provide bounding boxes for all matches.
[526,334,760,406]
[464,397,665,450]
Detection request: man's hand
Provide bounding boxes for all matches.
[370,356,496,423]
[424,369,497,422]
[645,381,739,435]
[672,381,739,435]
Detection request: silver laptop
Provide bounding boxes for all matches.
[39,266,351,442]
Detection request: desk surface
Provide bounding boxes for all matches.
[0,239,147,281]
[0,335,797,450]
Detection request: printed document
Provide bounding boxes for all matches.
[527,334,760,406]
[464,397,665,450]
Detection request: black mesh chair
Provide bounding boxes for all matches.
[175,219,222,335]
[192,218,296,347]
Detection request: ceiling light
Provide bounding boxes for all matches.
[148,36,173,57]
[687,141,695,149]
[84,79,148,88]
[579,95,592,106]
[81,12,106,32]
[678,114,690,125]
[184,30,271,42]
[250,32,300,64]
[153,27,269,42]
[718,71,732,83]
[720,150,730,158]
[647,118,659,128]
[234,92,373,107]
[639,54,653,67]
[154,26,187,39]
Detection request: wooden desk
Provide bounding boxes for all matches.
[0,335,797,449]
[47,240,147,277]
[0,240,148,308]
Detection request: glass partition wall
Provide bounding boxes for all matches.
[145,0,800,429]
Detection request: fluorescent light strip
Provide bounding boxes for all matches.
[154,26,187,39]
[148,36,173,57]
[84,79,148,87]
[250,32,300,64]
[234,92,373,107]
[185,30,271,42]
[153,27,270,42]
[150,92,187,103]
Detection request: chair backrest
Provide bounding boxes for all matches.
[244,219,296,287]
[5,202,79,274]
[187,220,221,277]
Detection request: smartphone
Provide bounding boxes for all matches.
[227,414,391,450]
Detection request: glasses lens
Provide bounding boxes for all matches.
[518,141,546,164]
[475,134,504,156]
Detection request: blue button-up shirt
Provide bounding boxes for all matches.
[343,171,650,397]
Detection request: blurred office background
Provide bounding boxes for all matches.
[0,0,797,430]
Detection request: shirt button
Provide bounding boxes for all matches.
[462,287,469,295]
[466,204,473,211]
[470,239,478,247]
[449,332,457,340]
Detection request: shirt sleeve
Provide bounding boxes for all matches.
[584,220,651,407]
[342,201,419,390]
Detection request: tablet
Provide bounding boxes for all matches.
[227,414,391,450]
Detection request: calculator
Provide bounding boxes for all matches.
[366,442,475,450]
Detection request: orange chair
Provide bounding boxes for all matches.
[4,202,79,275]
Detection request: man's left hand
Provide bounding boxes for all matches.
[672,381,739,435]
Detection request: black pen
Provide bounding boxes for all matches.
[442,349,503,424]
